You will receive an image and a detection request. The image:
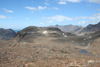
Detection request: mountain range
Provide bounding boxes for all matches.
[0,22,100,41]
[50,24,83,33]
[50,22,100,36]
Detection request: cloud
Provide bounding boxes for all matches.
[42,13,100,22]
[42,15,72,23]
[78,13,100,20]
[90,13,100,21]
[0,15,12,19]
[57,0,81,4]
[46,21,53,23]
[25,6,59,13]
[57,0,100,4]
[42,13,100,25]
[0,15,7,19]
[66,0,81,3]
[78,21,89,24]
[25,6,47,11]
[2,8,14,13]
[44,0,49,5]
[25,6,47,13]
[89,0,100,4]
[77,13,100,25]
[38,6,47,10]
[46,7,60,10]
[57,1,67,4]
[25,7,37,10]
[44,3,49,5]
[39,22,44,24]
[66,0,100,4]
[53,7,60,10]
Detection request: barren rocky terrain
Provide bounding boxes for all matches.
[0,26,100,67]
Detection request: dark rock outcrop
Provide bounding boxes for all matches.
[0,28,16,40]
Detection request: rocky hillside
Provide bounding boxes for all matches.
[14,26,75,42]
[50,25,83,33]
[13,26,97,47]
[0,28,16,40]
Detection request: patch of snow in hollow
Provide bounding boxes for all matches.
[72,41,75,42]
[43,31,48,34]
[62,33,67,37]
[87,36,92,39]
[64,35,67,37]
[84,39,86,40]
[62,33,64,35]
[88,36,92,38]
[88,60,94,64]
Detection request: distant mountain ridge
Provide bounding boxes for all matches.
[50,24,83,34]
[50,22,100,36]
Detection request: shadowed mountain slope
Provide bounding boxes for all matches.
[75,22,100,35]
[0,28,16,40]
